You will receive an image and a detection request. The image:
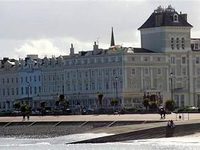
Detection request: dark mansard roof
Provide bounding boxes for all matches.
[138,5,193,30]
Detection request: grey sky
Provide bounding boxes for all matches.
[0,0,200,59]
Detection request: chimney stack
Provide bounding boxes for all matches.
[180,13,187,21]
[70,43,74,56]
[155,14,163,26]
[93,41,99,51]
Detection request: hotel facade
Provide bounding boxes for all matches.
[1,6,200,111]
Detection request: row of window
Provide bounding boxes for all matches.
[130,67,188,77]
[170,67,188,76]
[65,69,122,79]
[42,69,123,82]
[42,81,123,93]
[171,56,186,64]
[131,56,162,62]
[171,56,200,64]
[171,37,185,50]
[1,86,41,97]
[131,68,162,75]
[131,67,188,77]
[65,56,122,66]
[43,74,64,82]
[1,75,41,85]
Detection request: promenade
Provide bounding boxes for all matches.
[0,113,198,122]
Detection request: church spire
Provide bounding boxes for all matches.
[110,27,115,47]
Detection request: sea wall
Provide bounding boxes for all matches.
[71,123,200,143]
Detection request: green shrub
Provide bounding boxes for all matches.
[165,100,175,112]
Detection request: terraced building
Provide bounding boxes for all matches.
[0,6,200,112]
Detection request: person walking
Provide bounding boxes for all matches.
[163,108,166,119]
[21,104,26,121]
[159,107,164,119]
[26,106,31,120]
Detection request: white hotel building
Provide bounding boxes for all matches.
[1,5,200,111]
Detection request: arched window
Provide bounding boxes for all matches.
[181,38,185,49]
[171,37,174,50]
[176,38,180,50]
[173,14,178,22]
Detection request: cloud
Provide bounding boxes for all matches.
[0,1,200,59]
[13,37,111,59]
[14,39,62,58]
[0,1,150,41]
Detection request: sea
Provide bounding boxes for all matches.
[0,133,200,150]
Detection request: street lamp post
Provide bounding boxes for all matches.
[170,73,173,101]
[26,81,30,106]
[62,85,64,96]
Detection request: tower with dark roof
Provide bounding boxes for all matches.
[138,5,193,53]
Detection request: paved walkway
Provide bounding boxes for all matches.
[0,113,199,122]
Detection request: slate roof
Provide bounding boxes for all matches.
[138,8,192,30]
[133,48,156,53]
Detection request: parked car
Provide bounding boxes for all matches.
[0,110,12,116]
[12,110,21,115]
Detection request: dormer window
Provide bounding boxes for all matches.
[173,14,179,22]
